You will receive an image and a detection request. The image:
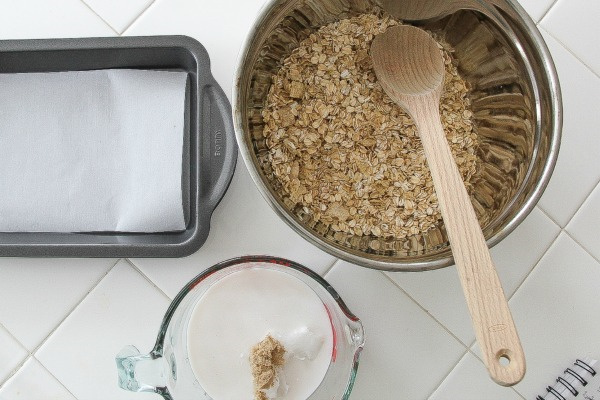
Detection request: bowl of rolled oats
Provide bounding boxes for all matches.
[233,0,561,271]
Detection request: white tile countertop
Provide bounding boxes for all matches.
[0,0,599,399]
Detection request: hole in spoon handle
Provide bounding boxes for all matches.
[486,345,526,386]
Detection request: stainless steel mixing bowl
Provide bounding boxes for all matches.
[233,0,561,271]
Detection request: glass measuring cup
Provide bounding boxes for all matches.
[116,256,365,400]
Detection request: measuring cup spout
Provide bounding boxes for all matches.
[116,345,172,399]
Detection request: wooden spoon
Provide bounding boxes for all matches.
[371,25,525,386]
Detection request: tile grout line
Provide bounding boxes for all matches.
[419,246,555,400]
[380,274,476,398]
[564,231,600,265]
[77,0,120,35]
[120,0,159,36]
[326,261,539,397]
[506,227,563,300]
[536,174,600,231]
[453,229,564,399]
[31,259,122,353]
[0,321,31,389]
[0,321,29,358]
[538,0,560,24]
[536,204,562,228]
[513,388,528,400]
[538,176,600,264]
[126,258,173,301]
[513,386,527,400]
[563,176,600,227]
[0,353,78,399]
[424,348,470,399]
[539,26,600,81]
[380,272,471,349]
[321,258,341,278]
[462,228,563,351]
[410,221,562,398]
[33,355,79,400]
[461,346,527,399]
[531,205,561,230]
[0,354,33,390]
[0,258,121,389]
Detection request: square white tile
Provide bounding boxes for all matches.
[0,358,75,400]
[325,262,466,400]
[0,325,28,384]
[124,0,268,100]
[429,352,524,400]
[536,31,600,227]
[515,0,556,23]
[541,0,600,76]
[0,258,115,351]
[567,182,600,262]
[0,0,114,39]
[386,207,559,345]
[505,233,600,399]
[82,0,154,33]
[131,162,337,298]
[35,260,170,400]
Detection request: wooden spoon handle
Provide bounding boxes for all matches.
[413,97,525,386]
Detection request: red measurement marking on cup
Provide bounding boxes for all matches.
[325,305,337,362]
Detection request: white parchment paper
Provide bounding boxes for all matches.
[0,69,188,232]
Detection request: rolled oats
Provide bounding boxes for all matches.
[262,14,479,240]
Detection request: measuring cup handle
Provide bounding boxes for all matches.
[116,345,172,399]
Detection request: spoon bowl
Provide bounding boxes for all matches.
[371,25,445,99]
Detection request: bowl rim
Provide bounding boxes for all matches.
[232,0,562,271]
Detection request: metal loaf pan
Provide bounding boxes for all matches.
[0,35,237,257]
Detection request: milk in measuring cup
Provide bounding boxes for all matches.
[187,268,334,400]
